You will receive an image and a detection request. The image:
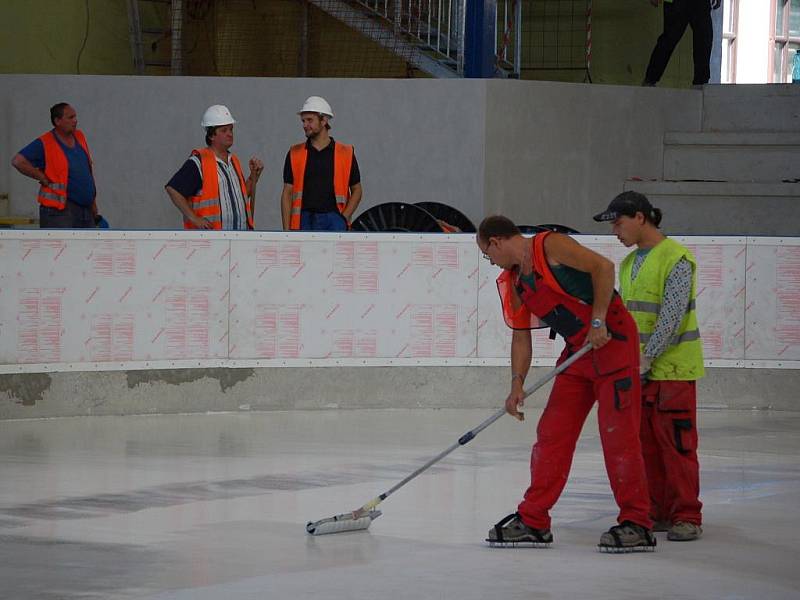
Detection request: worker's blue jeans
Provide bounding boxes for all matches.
[299,210,347,232]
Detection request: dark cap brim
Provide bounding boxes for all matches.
[593,210,618,222]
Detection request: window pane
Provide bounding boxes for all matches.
[724,0,735,33]
[790,0,800,36]
[722,39,730,83]
[791,43,800,82]
[777,0,786,35]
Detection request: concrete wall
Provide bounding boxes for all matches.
[3,74,704,235]
[0,0,135,75]
[483,80,701,232]
[1,75,487,230]
[1,366,796,420]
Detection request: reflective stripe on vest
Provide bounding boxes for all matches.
[186,148,253,230]
[288,141,354,231]
[639,329,701,345]
[619,238,705,381]
[627,299,696,313]
[37,130,93,210]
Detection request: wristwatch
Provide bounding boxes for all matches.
[590,318,604,329]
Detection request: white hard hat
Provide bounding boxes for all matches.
[201,105,236,128]
[298,96,334,119]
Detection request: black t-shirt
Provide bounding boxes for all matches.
[283,139,360,213]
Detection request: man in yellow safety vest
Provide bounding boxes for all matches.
[595,191,704,542]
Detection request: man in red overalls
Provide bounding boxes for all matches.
[479,215,655,552]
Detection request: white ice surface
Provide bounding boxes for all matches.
[0,408,798,600]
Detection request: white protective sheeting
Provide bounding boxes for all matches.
[0,230,797,373]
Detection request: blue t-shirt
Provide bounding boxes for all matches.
[18,131,96,207]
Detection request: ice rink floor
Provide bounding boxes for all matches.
[1,407,799,600]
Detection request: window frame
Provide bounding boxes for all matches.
[770,0,800,82]
[721,0,739,83]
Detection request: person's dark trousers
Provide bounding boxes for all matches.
[299,210,348,232]
[39,202,95,228]
[644,0,713,85]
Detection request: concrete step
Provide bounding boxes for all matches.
[662,132,800,183]
[701,84,800,132]
[622,180,800,236]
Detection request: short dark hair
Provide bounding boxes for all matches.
[205,126,219,146]
[478,215,521,244]
[50,102,70,126]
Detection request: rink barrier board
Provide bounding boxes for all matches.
[0,230,797,374]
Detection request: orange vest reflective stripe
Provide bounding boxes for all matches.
[186,148,253,230]
[497,233,566,329]
[288,141,353,230]
[37,130,93,210]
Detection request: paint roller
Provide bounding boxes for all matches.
[306,342,592,536]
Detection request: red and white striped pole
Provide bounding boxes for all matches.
[585,0,593,82]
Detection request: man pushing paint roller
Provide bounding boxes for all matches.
[478,215,656,553]
[307,215,654,552]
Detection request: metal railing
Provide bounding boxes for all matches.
[357,0,466,71]
[335,0,522,77]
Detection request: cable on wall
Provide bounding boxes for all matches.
[76,0,91,74]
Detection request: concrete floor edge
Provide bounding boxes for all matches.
[1,365,797,419]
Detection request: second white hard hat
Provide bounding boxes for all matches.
[298,96,334,119]
[201,105,236,128]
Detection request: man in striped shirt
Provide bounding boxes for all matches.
[166,105,263,230]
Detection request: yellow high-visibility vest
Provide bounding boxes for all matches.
[619,238,705,381]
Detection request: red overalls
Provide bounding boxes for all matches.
[640,380,702,525]
[498,233,652,530]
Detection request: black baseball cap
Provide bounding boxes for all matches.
[593,191,654,222]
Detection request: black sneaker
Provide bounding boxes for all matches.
[486,513,553,548]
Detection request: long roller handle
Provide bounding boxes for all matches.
[354,343,592,516]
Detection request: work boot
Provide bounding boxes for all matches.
[598,520,656,553]
[486,512,553,548]
[667,521,702,541]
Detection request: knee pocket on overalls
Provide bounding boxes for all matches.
[613,376,633,410]
[672,418,697,453]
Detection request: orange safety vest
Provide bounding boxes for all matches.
[288,141,354,230]
[497,233,566,330]
[37,130,93,210]
[186,148,253,230]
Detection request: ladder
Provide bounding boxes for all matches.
[126,0,183,75]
